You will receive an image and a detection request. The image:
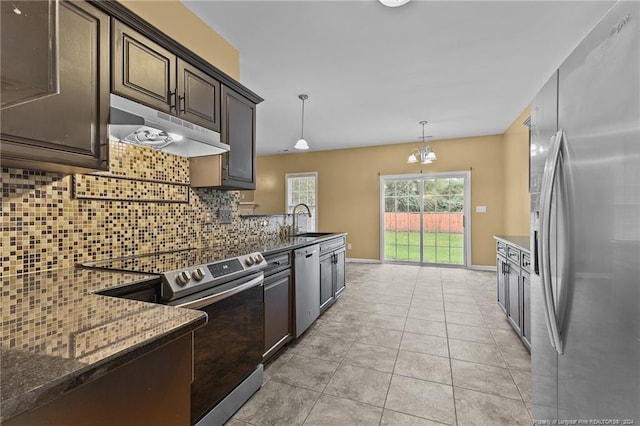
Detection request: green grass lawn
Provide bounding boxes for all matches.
[384,231,464,264]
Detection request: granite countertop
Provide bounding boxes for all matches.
[231,233,347,257]
[494,235,531,253]
[0,268,207,422]
[0,232,346,421]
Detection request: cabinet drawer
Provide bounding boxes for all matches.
[497,241,507,256]
[521,252,531,270]
[263,251,291,276]
[320,237,346,254]
[507,246,520,265]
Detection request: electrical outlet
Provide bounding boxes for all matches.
[204,212,213,225]
[218,208,233,224]
[348,243,352,250]
[475,205,487,213]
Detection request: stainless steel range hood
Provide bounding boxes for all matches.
[109,94,228,157]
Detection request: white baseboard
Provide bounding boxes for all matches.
[346,258,381,264]
[470,265,497,272]
[346,259,497,271]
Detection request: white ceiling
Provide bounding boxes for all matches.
[183,0,613,156]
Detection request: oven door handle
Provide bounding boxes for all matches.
[175,274,264,310]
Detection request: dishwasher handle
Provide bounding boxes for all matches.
[295,246,318,259]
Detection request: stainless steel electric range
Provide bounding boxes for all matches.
[85,248,268,426]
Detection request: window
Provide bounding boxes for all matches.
[286,172,317,232]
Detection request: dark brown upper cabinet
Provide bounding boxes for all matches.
[177,59,221,132]
[189,86,256,190]
[221,85,256,189]
[1,0,59,110]
[112,19,175,114]
[0,0,110,173]
[112,22,220,132]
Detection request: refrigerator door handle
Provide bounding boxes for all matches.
[539,129,564,355]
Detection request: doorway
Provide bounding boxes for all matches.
[380,172,471,267]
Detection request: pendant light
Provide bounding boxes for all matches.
[294,94,309,150]
[408,120,437,165]
[379,0,411,7]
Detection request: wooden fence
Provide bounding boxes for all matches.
[384,212,463,233]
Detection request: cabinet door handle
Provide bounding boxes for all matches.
[168,90,176,110]
[274,260,282,266]
[178,94,186,113]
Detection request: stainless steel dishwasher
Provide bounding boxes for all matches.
[294,245,320,337]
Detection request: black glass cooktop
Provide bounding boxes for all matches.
[84,246,255,275]
[83,235,325,275]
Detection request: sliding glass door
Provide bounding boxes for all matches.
[383,179,421,262]
[381,172,470,267]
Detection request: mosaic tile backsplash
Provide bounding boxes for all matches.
[1,140,296,277]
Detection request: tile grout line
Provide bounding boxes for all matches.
[300,291,359,426]
[334,290,385,425]
[387,270,465,425]
[377,272,418,426]
[442,278,461,426]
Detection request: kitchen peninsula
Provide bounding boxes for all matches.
[1,232,346,425]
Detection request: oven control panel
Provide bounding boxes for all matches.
[208,259,244,278]
[161,252,267,301]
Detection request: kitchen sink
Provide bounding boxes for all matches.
[292,232,334,238]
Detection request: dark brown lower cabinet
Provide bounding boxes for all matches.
[263,269,293,361]
[320,253,334,312]
[0,0,110,173]
[5,334,192,426]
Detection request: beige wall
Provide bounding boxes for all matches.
[118,0,239,79]
[503,107,531,236]
[254,135,506,266]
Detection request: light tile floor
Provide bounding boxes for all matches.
[229,263,532,426]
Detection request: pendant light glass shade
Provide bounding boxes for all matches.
[295,94,309,150]
[425,150,436,161]
[379,0,411,7]
[294,138,309,150]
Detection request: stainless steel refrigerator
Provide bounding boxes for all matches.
[530,1,639,423]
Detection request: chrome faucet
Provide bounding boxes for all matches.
[292,203,312,235]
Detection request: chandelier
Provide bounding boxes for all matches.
[408,120,436,164]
